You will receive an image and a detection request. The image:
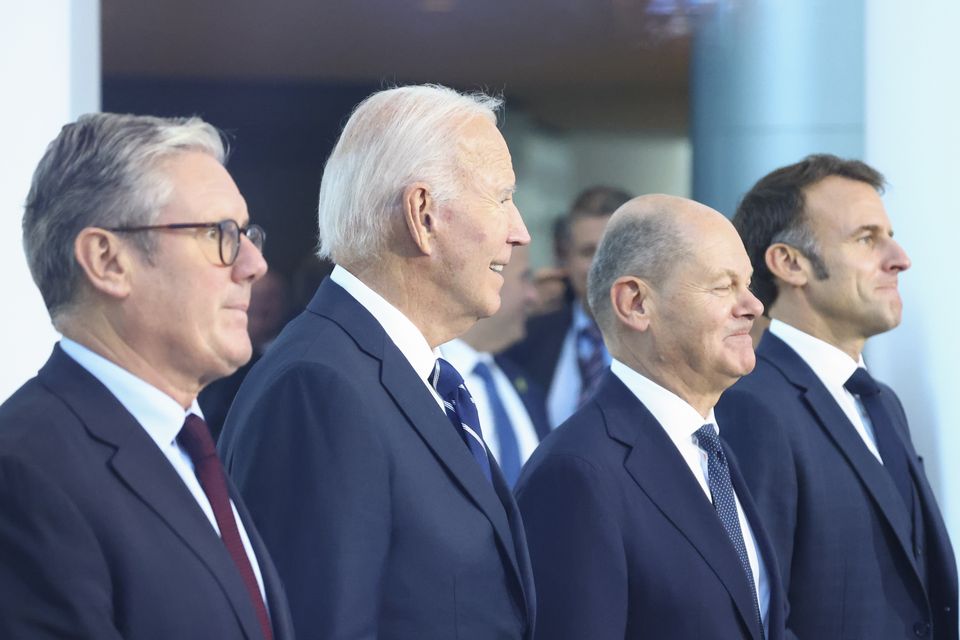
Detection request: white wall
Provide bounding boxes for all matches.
[864,0,960,544]
[0,1,99,399]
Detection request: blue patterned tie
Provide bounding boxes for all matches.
[695,423,764,640]
[576,321,606,407]
[472,361,522,487]
[431,358,493,483]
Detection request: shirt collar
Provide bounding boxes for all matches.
[768,319,865,390]
[330,265,440,382]
[439,338,492,376]
[610,358,718,445]
[572,300,594,332]
[59,337,200,449]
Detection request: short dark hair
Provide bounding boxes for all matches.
[555,185,632,260]
[733,154,884,309]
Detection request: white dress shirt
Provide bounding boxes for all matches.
[546,301,611,428]
[59,337,267,603]
[768,319,882,462]
[610,359,770,633]
[330,265,444,409]
[440,339,540,465]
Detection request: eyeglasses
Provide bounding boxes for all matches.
[105,219,266,266]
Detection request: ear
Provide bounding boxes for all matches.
[73,227,134,300]
[765,242,809,287]
[610,276,652,333]
[401,182,435,256]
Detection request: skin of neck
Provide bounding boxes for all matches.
[768,292,865,361]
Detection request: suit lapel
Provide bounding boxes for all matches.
[598,374,761,640]
[40,346,263,640]
[759,334,917,573]
[310,280,530,614]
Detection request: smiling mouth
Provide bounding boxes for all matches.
[490,264,505,273]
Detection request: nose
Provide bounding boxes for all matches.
[886,237,911,273]
[509,206,531,246]
[233,233,268,283]
[737,286,764,320]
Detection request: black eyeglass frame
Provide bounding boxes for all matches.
[104,219,266,266]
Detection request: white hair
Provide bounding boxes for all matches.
[317,84,503,266]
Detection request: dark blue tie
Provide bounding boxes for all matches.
[844,367,914,515]
[696,423,764,640]
[472,360,522,487]
[431,358,493,483]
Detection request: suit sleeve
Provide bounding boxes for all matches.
[0,456,124,640]
[516,454,627,640]
[223,364,390,640]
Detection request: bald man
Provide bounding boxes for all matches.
[516,195,788,640]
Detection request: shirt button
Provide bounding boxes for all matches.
[914,621,931,637]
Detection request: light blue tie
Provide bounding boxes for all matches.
[472,360,522,487]
[695,423,764,640]
[431,358,493,484]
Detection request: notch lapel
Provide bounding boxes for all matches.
[39,346,265,640]
[760,334,918,576]
[598,375,762,640]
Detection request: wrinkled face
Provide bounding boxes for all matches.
[127,151,268,389]
[565,214,611,304]
[433,116,531,325]
[802,176,911,342]
[652,212,763,395]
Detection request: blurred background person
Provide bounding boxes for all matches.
[507,185,632,428]
[441,245,550,487]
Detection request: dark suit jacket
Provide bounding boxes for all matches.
[504,303,573,393]
[219,278,536,640]
[515,372,787,640]
[716,332,958,639]
[0,345,294,640]
[495,354,550,441]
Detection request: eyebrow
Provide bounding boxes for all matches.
[850,224,893,237]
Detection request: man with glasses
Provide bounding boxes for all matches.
[0,113,293,640]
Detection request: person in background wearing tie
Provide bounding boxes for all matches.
[0,113,293,639]
[516,194,788,640]
[440,245,550,487]
[219,84,537,640]
[506,185,631,428]
[716,154,958,639]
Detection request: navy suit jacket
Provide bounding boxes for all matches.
[495,354,551,442]
[0,346,294,640]
[515,372,788,640]
[219,278,536,640]
[504,303,573,394]
[716,332,958,639]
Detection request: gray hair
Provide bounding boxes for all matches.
[317,84,503,266]
[23,112,225,318]
[587,209,691,335]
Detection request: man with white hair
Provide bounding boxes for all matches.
[219,85,535,639]
[0,113,293,639]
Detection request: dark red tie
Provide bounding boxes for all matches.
[178,414,274,640]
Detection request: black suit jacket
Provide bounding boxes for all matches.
[516,372,788,640]
[0,346,294,640]
[219,278,536,639]
[716,332,958,639]
[504,303,573,394]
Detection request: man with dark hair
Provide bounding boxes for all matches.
[517,194,787,640]
[0,113,293,639]
[717,154,957,639]
[507,184,632,428]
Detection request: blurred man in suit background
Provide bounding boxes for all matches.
[717,154,957,639]
[517,194,787,640]
[0,113,293,640]
[220,84,537,639]
[507,185,631,428]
